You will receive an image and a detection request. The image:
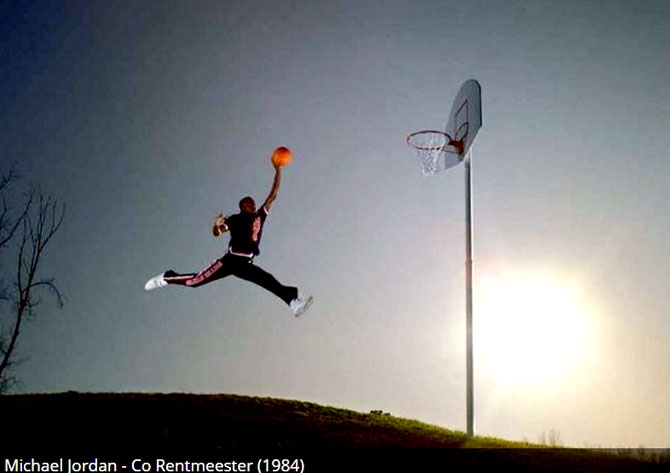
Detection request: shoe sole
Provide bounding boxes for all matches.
[144,274,166,291]
[294,296,314,318]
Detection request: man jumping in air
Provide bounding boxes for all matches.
[144,159,313,318]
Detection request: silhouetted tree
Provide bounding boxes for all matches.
[0,168,65,392]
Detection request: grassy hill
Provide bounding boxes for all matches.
[1,392,664,472]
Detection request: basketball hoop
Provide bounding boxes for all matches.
[405,79,482,438]
[406,130,464,175]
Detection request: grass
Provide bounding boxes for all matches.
[1,392,665,472]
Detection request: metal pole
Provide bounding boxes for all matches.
[464,148,474,436]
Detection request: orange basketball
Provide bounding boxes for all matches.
[271,146,292,167]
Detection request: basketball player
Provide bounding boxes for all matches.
[144,160,313,317]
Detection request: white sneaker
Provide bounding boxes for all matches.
[144,272,168,291]
[290,294,314,318]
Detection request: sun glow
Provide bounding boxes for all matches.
[476,273,588,385]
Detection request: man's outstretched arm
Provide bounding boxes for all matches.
[262,163,282,211]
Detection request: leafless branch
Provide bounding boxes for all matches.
[0,175,65,392]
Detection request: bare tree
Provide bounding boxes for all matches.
[0,169,65,392]
[539,429,563,447]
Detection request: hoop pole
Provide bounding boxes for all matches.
[464,147,474,437]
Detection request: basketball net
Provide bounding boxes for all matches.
[406,130,452,175]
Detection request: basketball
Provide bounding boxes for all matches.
[271,146,292,167]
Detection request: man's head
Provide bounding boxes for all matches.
[239,196,256,214]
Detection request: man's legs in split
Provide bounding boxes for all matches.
[145,253,313,316]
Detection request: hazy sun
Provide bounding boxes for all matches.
[476,272,588,385]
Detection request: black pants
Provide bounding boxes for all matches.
[163,253,298,305]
